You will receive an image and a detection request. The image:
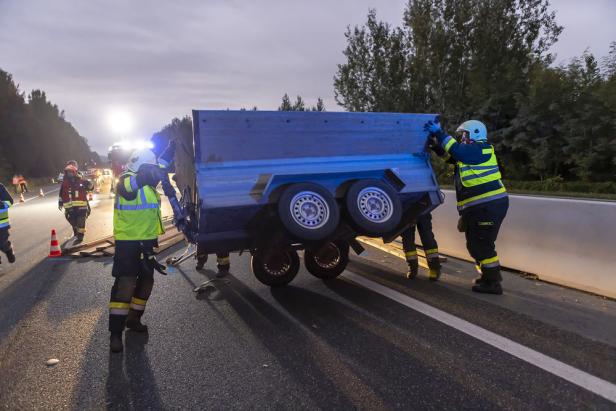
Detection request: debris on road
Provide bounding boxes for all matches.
[45,359,60,366]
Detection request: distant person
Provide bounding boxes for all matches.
[58,162,93,243]
[17,175,28,193]
[425,118,508,295]
[401,213,441,281]
[0,183,16,264]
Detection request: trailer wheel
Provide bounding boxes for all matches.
[252,249,300,287]
[278,183,340,241]
[304,240,350,280]
[345,179,401,236]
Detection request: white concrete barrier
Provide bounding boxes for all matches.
[430,190,616,299]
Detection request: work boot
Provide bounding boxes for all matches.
[196,255,207,270]
[74,234,84,244]
[472,267,503,295]
[126,310,148,333]
[427,257,441,282]
[216,265,229,278]
[405,259,419,279]
[110,333,123,353]
[6,248,15,264]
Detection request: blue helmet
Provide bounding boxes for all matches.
[456,120,487,142]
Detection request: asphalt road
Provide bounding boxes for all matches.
[0,189,615,410]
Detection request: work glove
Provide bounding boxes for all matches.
[457,216,467,233]
[143,250,167,275]
[158,140,176,169]
[423,117,446,140]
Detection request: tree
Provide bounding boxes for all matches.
[278,94,325,111]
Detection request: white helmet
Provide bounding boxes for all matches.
[127,148,157,172]
[456,120,488,142]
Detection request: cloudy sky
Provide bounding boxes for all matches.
[1,0,614,153]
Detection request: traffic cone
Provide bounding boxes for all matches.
[39,188,45,197]
[19,193,25,203]
[48,229,62,257]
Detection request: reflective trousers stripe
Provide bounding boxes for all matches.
[424,248,439,258]
[130,297,147,311]
[109,301,130,316]
[217,257,230,265]
[405,251,417,261]
[480,256,500,268]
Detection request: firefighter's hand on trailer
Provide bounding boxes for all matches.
[424,117,445,139]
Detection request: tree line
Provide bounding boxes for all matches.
[0,69,99,183]
[334,0,616,184]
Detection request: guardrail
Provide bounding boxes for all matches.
[429,190,616,298]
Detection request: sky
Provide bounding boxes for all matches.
[1,0,614,154]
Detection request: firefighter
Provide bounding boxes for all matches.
[58,162,93,243]
[108,144,186,353]
[425,118,508,295]
[0,183,16,264]
[401,213,441,281]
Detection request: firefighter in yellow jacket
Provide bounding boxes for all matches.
[108,145,185,353]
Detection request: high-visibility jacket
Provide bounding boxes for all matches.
[441,136,508,212]
[59,176,92,209]
[113,171,164,241]
[0,183,14,229]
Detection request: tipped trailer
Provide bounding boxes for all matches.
[180,110,442,286]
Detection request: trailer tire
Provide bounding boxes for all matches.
[278,183,340,241]
[252,249,300,287]
[304,240,349,280]
[345,179,401,236]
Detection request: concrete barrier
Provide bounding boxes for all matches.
[430,190,616,299]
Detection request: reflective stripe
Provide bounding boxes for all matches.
[460,165,496,172]
[475,265,482,274]
[480,256,499,268]
[217,256,230,265]
[76,227,86,233]
[456,187,508,211]
[405,251,417,257]
[109,302,130,309]
[114,188,160,210]
[110,308,130,315]
[482,148,492,154]
[443,136,456,152]
[131,297,147,306]
[425,248,439,258]
[0,221,9,228]
[127,175,139,193]
[461,168,500,182]
[71,201,88,207]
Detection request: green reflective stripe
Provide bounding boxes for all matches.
[443,136,456,152]
[457,187,507,210]
[2,201,11,208]
[457,145,501,188]
[482,148,492,154]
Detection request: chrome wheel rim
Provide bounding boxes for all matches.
[357,187,393,223]
[263,253,292,276]
[290,191,329,229]
[314,243,341,269]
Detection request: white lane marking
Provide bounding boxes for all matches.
[16,187,60,204]
[343,272,616,403]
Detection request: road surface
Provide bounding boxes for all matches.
[0,187,615,410]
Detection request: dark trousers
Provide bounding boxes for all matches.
[0,228,12,256]
[196,243,230,271]
[65,208,88,237]
[401,213,440,268]
[109,241,155,334]
[462,198,509,275]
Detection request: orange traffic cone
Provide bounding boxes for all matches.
[19,193,25,203]
[48,229,62,257]
[39,188,45,197]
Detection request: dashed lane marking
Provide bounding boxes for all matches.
[343,272,616,403]
[15,187,61,204]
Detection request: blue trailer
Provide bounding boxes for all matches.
[182,110,442,286]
